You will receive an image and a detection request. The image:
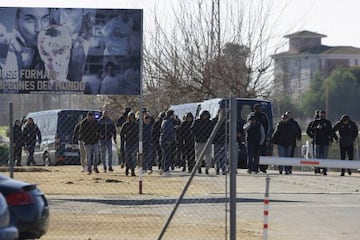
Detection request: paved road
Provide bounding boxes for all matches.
[47,168,360,239]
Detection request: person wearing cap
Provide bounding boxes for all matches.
[79,112,101,174]
[306,110,335,175]
[271,114,298,174]
[249,103,270,173]
[243,113,265,174]
[332,115,358,176]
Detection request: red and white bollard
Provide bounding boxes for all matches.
[263,175,270,240]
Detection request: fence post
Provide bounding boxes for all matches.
[229,97,237,240]
[263,175,270,240]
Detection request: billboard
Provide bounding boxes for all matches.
[0,7,142,95]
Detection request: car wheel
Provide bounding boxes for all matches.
[43,152,51,166]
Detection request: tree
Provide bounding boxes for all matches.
[299,72,325,118]
[143,0,285,111]
[324,67,360,121]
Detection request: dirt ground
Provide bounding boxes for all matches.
[0,166,263,240]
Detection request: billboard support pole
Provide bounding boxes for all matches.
[9,102,14,178]
[138,10,144,194]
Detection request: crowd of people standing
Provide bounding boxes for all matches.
[11,105,359,177]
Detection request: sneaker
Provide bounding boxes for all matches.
[125,168,129,176]
[109,167,114,172]
[340,172,345,176]
[81,167,85,172]
[87,170,92,175]
[348,169,352,175]
[247,169,252,174]
[261,169,267,173]
[205,169,209,175]
[94,168,99,174]
[198,168,202,174]
[159,169,163,175]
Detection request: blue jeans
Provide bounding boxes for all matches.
[100,139,113,169]
[214,144,227,173]
[277,145,292,172]
[144,142,154,171]
[85,143,99,172]
[315,145,328,173]
[125,143,138,170]
[161,141,175,172]
[247,143,261,172]
[26,144,35,165]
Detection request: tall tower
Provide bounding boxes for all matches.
[211,0,220,56]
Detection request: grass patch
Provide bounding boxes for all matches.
[0,126,8,137]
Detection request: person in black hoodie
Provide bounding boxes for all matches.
[13,120,24,166]
[23,118,41,166]
[306,110,334,175]
[79,112,101,174]
[271,114,298,174]
[284,112,302,174]
[191,110,214,174]
[179,112,195,173]
[332,114,358,176]
[120,112,139,176]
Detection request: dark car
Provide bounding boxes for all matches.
[0,174,49,239]
[0,193,18,240]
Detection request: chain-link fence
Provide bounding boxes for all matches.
[1,95,358,239]
[1,96,272,239]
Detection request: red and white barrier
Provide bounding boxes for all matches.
[260,156,360,169]
[263,176,270,240]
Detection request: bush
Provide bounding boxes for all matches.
[0,144,9,165]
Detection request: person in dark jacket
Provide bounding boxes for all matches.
[116,107,131,168]
[120,112,139,176]
[243,113,265,174]
[159,110,176,176]
[72,115,87,172]
[306,110,334,175]
[152,112,165,170]
[79,112,100,174]
[332,114,359,176]
[23,118,41,166]
[143,114,154,174]
[191,110,214,174]
[284,111,302,173]
[13,120,24,166]
[271,114,298,174]
[98,110,117,172]
[179,112,195,173]
[251,104,270,173]
[212,109,228,175]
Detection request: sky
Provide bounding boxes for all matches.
[1,0,360,48]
